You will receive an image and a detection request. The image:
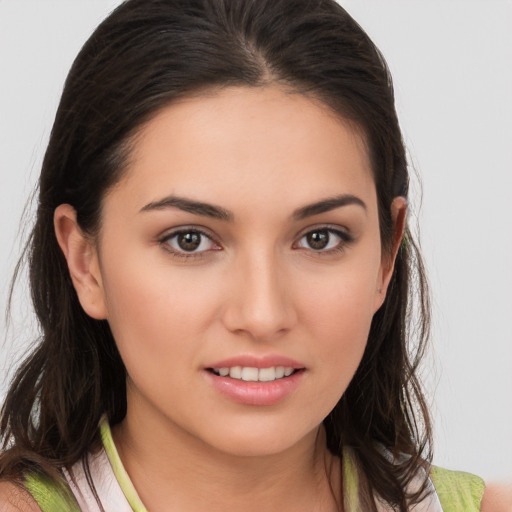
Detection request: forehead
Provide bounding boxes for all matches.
[109,85,375,216]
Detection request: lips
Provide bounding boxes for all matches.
[205,355,305,405]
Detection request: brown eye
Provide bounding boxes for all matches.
[163,229,219,254]
[177,232,202,251]
[306,230,330,250]
[296,228,349,252]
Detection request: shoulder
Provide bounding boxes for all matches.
[1,473,80,512]
[0,481,41,512]
[23,472,81,512]
[481,482,512,512]
[430,466,485,511]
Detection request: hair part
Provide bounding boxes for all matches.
[1,1,432,510]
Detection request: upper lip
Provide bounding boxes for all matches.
[206,354,305,369]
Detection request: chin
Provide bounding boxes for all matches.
[196,420,321,459]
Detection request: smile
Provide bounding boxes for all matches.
[210,366,297,382]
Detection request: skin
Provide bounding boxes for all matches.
[481,483,512,512]
[0,482,42,512]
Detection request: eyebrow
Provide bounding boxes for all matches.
[292,194,367,220]
[139,193,366,222]
[140,196,233,221]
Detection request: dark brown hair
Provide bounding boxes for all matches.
[1,1,432,510]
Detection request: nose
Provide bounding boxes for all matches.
[221,249,297,341]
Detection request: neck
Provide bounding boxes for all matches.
[112,396,342,512]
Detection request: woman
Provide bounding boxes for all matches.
[0,0,508,510]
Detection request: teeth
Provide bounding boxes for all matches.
[258,367,275,382]
[229,366,242,379]
[241,367,259,381]
[212,366,296,382]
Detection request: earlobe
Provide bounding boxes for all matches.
[374,196,407,311]
[54,204,108,320]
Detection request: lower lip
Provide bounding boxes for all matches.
[205,370,304,406]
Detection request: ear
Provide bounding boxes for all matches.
[374,196,407,311]
[54,204,108,320]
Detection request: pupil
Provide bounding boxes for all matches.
[307,230,329,250]
[178,232,201,251]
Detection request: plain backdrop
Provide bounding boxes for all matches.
[1,0,511,482]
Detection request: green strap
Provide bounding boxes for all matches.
[430,466,485,512]
[100,415,148,511]
[24,472,81,512]
[342,446,361,511]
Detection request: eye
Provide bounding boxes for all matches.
[160,228,220,255]
[295,228,349,252]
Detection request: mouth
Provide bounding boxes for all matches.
[204,355,306,405]
[207,366,302,382]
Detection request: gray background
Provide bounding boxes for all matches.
[1,0,511,481]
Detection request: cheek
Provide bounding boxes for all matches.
[301,252,381,338]
[306,285,374,363]
[98,252,220,381]
[297,257,381,396]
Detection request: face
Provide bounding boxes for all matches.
[64,86,397,457]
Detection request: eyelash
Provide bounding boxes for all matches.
[158,226,353,260]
